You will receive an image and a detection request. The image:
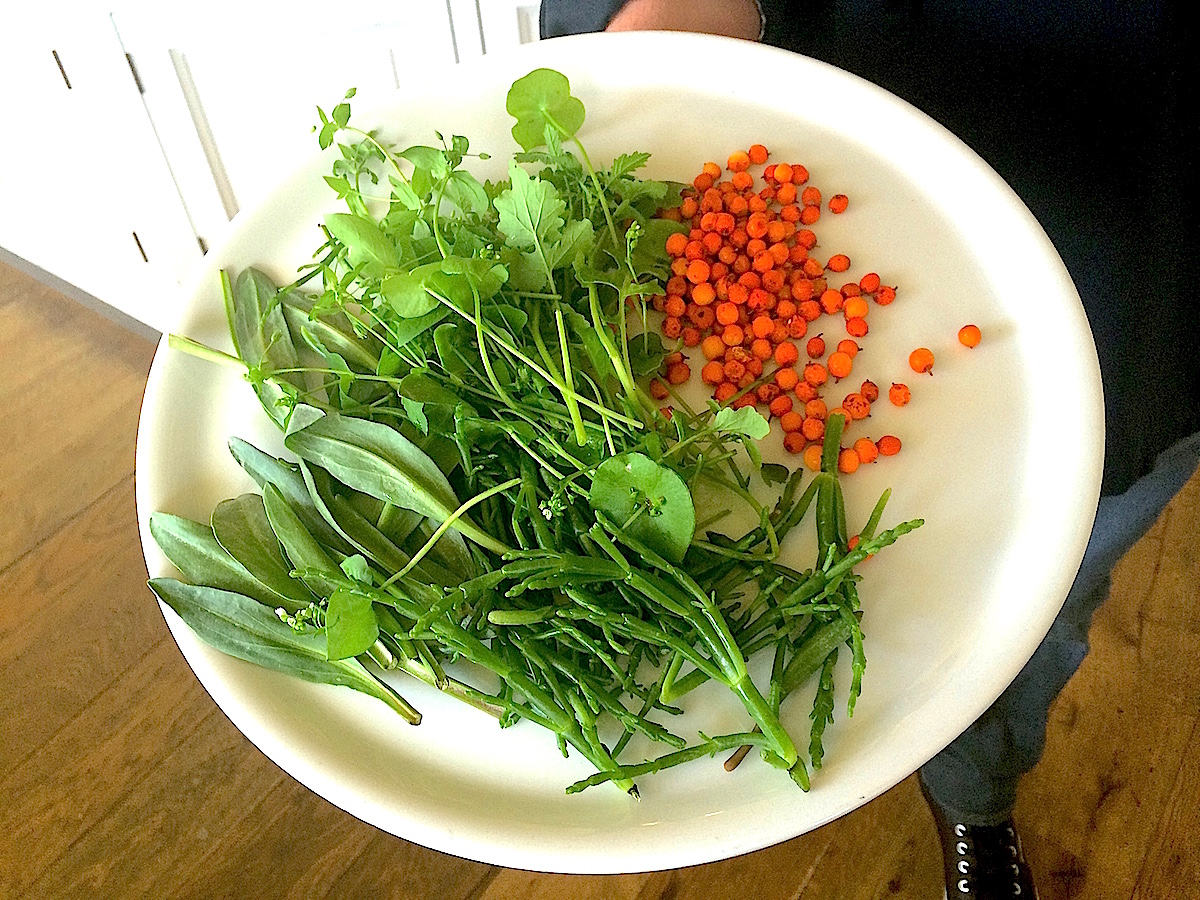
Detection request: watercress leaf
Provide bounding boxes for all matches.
[444,169,490,214]
[318,120,337,150]
[399,371,463,407]
[713,405,772,441]
[325,590,380,660]
[506,67,585,151]
[627,330,668,377]
[589,452,696,564]
[389,305,448,348]
[381,263,442,318]
[324,213,398,276]
[387,176,422,211]
[499,247,551,293]
[398,145,449,180]
[481,303,528,335]
[433,321,471,378]
[400,396,429,434]
[435,257,508,302]
[324,175,352,198]
[211,493,315,610]
[760,462,791,486]
[339,554,372,583]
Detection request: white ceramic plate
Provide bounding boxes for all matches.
[135,32,1103,873]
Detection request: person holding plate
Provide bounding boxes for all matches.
[541,2,1200,898]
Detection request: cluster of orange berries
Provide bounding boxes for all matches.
[646,144,906,474]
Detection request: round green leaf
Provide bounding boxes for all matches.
[506,68,586,151]
[589,452,695,564]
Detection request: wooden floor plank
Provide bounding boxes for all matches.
[0,638,212,899]
[20,705,286,900]
[1016,472,1200,900]
[0,477,163,766]
[0,263,155,565]
[1131,716,1200,899]
[161,777,495,900]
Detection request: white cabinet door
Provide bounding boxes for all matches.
[109,2,467,252]
[0,9,202,334]
[477,0,543,51]
[0,3,542,333]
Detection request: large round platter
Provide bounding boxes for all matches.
[135,31,1103,873]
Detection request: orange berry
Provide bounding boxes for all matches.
[782,431,806,455]
[804,398,828,420]
[686,259,711,285]
[768,394,794,418]
[701,360,725,385]
[853,437,879,464]
[909,347,935,374]
[859,272,881,293]
[958,324,982,347]
[803,362,828,387]
[779,410,804,433]
[727,149,751,172]
[774,341,800,367]
[774,367,800,392]
[842,392,871,420]
[827,350,854,380]
[876,435,902,456]
[700,334,726,360]
[666,362,690,385]
[802,444,823,471]
[843,296,869,319]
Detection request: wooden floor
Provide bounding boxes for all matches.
[2,257,1197,900]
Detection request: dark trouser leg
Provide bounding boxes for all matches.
[919,429,1200,825]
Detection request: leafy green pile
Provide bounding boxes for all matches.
[150,68,921,795]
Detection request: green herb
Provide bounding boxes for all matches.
[155,68,922,796]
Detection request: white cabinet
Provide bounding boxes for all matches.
[0,9,201,334]
[0,2,542,334]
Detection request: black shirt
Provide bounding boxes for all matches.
[542,0,1199,495]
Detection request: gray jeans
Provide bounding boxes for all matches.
[919,429,1200,824]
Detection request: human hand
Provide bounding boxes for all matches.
[605,0,763,41]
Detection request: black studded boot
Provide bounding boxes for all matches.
[920,780,1039,899]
